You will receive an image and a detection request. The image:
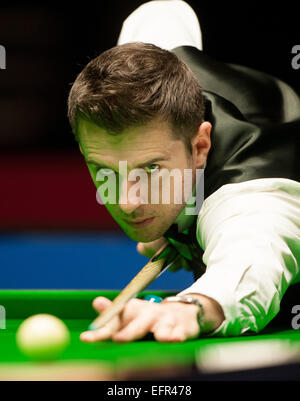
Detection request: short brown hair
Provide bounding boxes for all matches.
[68,42,205,153]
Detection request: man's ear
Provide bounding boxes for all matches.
[191,121,212,169]
[79,144,83,154]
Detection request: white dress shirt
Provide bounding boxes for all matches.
[117,0,203,51]
[118,1,300,335]
[178,178,300,335]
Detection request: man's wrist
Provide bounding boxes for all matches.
[162,295,204,331]
[183,293,225,334]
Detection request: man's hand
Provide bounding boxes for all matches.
[136,237,168,258]
[80,296,201,343]
[137,237,192,272]
[80,294,225,343]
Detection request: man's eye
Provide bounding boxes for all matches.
[144,164,159,173]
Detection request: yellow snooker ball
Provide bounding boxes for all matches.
[16,314,70,361]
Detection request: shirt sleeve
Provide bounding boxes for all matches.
[117,0,203,51]
[178,178,300,336]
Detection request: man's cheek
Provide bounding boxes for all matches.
[93,173,120,207]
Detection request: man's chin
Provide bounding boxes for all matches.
[121,225,165,243]
[126,232,162,243]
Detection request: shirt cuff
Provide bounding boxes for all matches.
[177,272,252,337]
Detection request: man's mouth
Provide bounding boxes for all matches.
[124,217,155,228]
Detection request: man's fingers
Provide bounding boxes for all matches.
[112,314,154,342]
[153,323,186,342]
[92,296,112,312]
[81,299,155,343]
[152,321,175,342]
[80,313,121,342]
[136,237,168,258]
[80,297,119,342]
[80,326,115,342]
[168,326,187,342]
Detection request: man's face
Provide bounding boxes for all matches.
[77,117,210,243]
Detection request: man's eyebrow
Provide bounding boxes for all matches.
[136,157,170,168]
[87,156,170,170]
[87,158,118,171]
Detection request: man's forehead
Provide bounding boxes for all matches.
[77,117,176,156]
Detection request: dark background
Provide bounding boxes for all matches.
[0,1,299,152]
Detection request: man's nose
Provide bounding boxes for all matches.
[118,179,144,214]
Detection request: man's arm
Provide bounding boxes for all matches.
[179,178,300,336]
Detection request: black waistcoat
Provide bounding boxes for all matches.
[172,46,300,198]
[166,46,300,280]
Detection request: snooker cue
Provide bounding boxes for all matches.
[89,242,179,330]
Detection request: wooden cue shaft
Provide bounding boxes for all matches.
[90,243,177,330]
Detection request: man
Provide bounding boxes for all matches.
[67,1,300,342]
